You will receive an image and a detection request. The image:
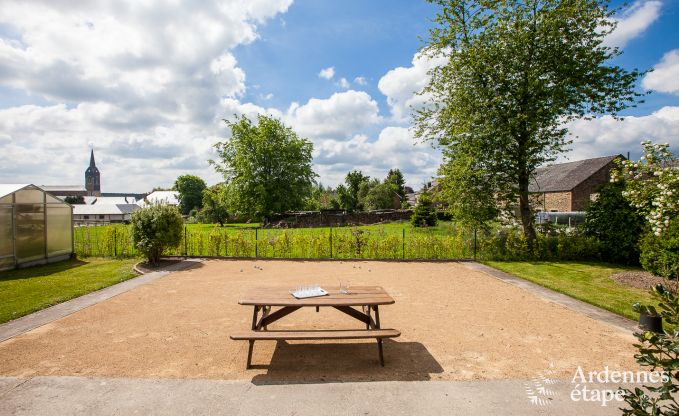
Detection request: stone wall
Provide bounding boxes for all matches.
[571,160,617,211]
[265,210,413,228]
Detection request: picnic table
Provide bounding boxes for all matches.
[230,286,400,367]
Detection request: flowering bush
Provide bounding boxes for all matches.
[611,141,678,237]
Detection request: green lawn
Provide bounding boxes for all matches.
[0,258,139,324]
[485,261,655,321]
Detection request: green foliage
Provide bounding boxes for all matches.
[201,183,229,226]
[339,170,370,211]
[612,141,679,237]
[416,0,643,243]
[583,182,645,264]
[63,195,85,204]
[362,182,399,210]
[411,191,438,227]
[211,114,316,219]
[639,218,679,280]
[479,227,599,262]
[174,174,207,215]
[130,204,184,264]
[622,285,679,416]
[438,152,499,229]
[386,169,406,201]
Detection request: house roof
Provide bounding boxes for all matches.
[40,185,86,192]
[142,191,179,205]
[84,196,139,205]
[529,155,620,193]
[73,204,140,215]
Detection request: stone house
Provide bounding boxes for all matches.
[529,155,623,212]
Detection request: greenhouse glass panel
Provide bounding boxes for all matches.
[15,188,44,204]
[15,204,45,262]
[47,206,72,256]
[0,194,11,203]
[0,205,12,257]
[46,194,63,203]
[0,256,13,269]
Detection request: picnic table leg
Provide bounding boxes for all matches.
[247,340,255,369]
[363,305,371,329]
[374,305,384,366]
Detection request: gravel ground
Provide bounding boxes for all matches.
[611,271,674,292]
[0,260,640,382]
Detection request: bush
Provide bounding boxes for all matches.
[130,204,184,265]
[639,217,679,279]
[411,191,438,227]
[583,182,645,264]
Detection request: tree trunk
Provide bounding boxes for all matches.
[518,173,536,246]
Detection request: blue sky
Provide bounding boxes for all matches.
[0,0,677,192]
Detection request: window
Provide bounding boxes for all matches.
[83,215,89,219]
[99,215,105,220]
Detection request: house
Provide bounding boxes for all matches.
[83,196,139,205]
[529,155,622,212]
[72,204,139,225]
[141,191,180,206]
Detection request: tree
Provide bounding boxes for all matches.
[411,190,438,227]
[415,0,643,245]
[582,182,645,264]
[386,169,406,201]
[130,204,183,265]
[174,175,207,215]
[342,170,370,211]
[363,182,399,211]
[201,183,229,226]
[211,114,316,219]
[438,152,499,229]
[64,195,85,204]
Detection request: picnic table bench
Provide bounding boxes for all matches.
[230,286,400,367]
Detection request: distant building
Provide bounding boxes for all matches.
[40,185,87,198]
[142,191,180,206]
[529,155,623,212]
[85,149,101,197]
[83,196,139,205]
[72,204,139,225]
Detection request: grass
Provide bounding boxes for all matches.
[485,261,656,321]
[0,257,139,324]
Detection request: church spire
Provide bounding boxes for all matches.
[89,149,96,167]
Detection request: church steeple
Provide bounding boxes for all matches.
[85,148,101,196]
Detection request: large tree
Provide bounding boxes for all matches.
[386,168,407,201]
[415,0,643,243]
[211,114,316,219]
[174,174,207,215]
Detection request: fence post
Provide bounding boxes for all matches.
[473,227,477,261]
[255,228,258,258]
[329,226,333,258]
[114,227,117,257]
[402,228,405,260]
[184,226,188,256]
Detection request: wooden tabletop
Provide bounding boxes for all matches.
[238,286,395,307]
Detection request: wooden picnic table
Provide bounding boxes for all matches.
[230,286,400,367]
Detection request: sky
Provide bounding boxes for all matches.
[0,0,677,193]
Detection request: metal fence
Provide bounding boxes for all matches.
[73,225,479,261]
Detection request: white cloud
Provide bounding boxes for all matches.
[312,127,441,187]
[0,0,292,191]
[337,77,350,89]
[354,76,367,86]
[643,49,679,94]
[285,90,381,139]
[378,52,447,122]
[318,66,335,80]
[565,106,679,161]
[604,0,662,48]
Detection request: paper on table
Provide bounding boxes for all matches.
[290,285,328,299]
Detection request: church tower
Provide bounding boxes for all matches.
[85,149,101,196]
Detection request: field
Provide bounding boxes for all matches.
[0,258,139,324]
[74,221,478,260]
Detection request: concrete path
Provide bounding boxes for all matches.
[0,376,631,416]
[0,259,203,342]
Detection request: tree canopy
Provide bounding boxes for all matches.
[211,114,317,219]
[416,0,643,242]
[174,174,207,215]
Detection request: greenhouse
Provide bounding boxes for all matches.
[0,184,73,271]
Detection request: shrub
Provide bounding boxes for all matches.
[639,217,679,279]
[130,204,184,265]
[411,191,438,227]
[583,182,645,264]
[622,285,679,415]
